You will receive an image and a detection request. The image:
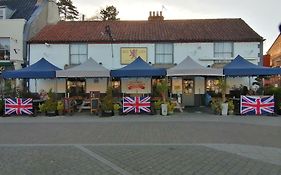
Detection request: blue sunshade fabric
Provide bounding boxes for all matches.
[223,55,281,76]
[110,57,166,77]
[2,58,61,79]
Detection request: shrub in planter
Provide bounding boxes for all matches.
[211,98,222,114]
[153,100,162,114]
[100,87,114,116]
[113,103,121,115]
[167,101,176,115]
[57,100,64,115]
[38,89,58,116]
[227,99,234,115]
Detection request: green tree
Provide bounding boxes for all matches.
[100,5,119,21]
[57,0,79,21]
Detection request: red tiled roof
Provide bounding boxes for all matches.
[29,18,263,43]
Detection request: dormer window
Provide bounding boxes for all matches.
[0,6,14,19]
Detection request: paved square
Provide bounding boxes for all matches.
[0,114,280,174]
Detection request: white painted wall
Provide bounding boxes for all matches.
[174,42,260,67]
[88,43,155,69]
[174,43,214,67]
[29,44,69,68]
[29,42,261,94]
[234,42,260,64]
[29,78,65,93]
[30,42,260,69]
[0,19,25,66]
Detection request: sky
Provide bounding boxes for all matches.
[72,0,281,53]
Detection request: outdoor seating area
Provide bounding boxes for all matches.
[1,55,281,117]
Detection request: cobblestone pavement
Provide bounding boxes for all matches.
[0,114,280,175]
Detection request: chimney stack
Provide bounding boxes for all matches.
[148,11,164,21]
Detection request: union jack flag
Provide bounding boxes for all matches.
[5,98,33,115]
[123,96,151,113]
[240,95,274,115]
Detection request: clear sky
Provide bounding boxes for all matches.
[72,0,280,54]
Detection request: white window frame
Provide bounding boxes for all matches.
[214,42,233,59]
[69,44,88,65]
[0,38,10,60]
[155,43,173,64]
[0,7,6,19]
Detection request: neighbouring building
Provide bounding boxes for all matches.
[264,34,281,86]
[28,11,263,105]
[267,34,281,67]
[0,0,59,72]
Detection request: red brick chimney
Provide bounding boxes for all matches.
[148,11,164,21]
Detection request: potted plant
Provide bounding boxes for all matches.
[211,98,221,115]
[113,103,121,116]
[153,99,162,115]
[155,79,169,115]
[57,100,64,115]
[227,99,234,115]
[100,87,114,117]
[218,78,229,115]
[167,101,176,115]
[38,89,58,116]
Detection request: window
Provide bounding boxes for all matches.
[206,78,220,93]
[70,44,87,65]
[155,43,173,64]
[0,38,10,60]
[214,42,233,58]
[0,8,5,19]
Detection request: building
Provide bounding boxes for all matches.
[0,0,59,72]
[267,34,281,67]
[264,34,281,86]
[28,12,263,103]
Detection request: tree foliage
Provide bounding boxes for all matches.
[100,5,119,21]
[57,0,79,21]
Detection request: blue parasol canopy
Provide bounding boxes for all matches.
[2,58,61,79]
[110,57,166,77]
[223,55,281,76]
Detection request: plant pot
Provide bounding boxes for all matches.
[45,110,57,117]
[221,103,228,116]
[161,104,168,116]
[101,110,113,117]
[168,111,174,115]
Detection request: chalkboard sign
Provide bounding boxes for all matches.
[91,98,99,114]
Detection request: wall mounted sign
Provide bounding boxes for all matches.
[121,78,151,94]
[120,47,147,64]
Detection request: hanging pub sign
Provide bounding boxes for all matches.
[121,78,151,94]
[240,95,274,115]
[5,98,33,115]
[172,77,182,94]
[120,47,147,64]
